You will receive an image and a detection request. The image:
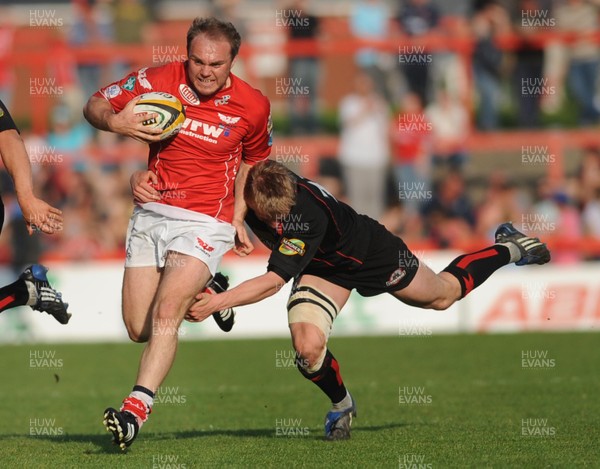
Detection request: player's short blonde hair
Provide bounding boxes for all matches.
[245,161,296,223]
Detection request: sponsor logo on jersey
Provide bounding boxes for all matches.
[179,118,224,143]
[219,124,231,137]
[122,76,136,91]
[196,237,215,255]
[102,84,122,100]
[214,94,230,106]
[137,67,152,90]
[386,268,406,287]
[279,238,306,256]
[217,112,241,125]
[179,84,200,105]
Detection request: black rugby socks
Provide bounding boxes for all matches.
[296,349,348,404]
[442,245,511,298]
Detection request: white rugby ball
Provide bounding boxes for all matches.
[134,92,186,140]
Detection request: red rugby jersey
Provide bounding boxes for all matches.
[95,61,272,223]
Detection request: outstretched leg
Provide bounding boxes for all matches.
[394,222,551,308]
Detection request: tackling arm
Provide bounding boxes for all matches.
[186,271,286,322]
[231,161,254,255]
[233,161,251,224]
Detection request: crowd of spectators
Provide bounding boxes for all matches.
[0,0,599,263]
[326,0,600,263]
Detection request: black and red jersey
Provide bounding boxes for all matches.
[245,174,375,282]
[95,61,272,223]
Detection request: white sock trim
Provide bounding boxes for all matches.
[130,391,154,411]
[497,242,521,264]
[332,391,352,411]
[24,280,37,306]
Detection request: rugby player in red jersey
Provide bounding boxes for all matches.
[83,17,272,449]
[186,161,551,440]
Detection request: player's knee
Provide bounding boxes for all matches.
[294,338,326,370]
[291,323,326,370]
[287,285,337,370]
[122,317,150,343]
[127,327,150,343]
[152,297,183,321]
[151,299,185,336]
[427,296,456,311]
[431,273,461,311]
[425,274,461,310]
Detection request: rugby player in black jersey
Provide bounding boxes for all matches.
[187,160,550,440]
[0,99,69,324]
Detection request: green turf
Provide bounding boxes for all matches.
[0,333,597,468]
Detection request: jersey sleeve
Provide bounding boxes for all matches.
[0,100,18,133]
[241,93,272,165]
[94,65,162,113]
[266,205,328,283]
[245,210,278,251]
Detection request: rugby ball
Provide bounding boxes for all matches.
[134,92,186,140]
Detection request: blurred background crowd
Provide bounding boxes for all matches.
[1,0,599,266]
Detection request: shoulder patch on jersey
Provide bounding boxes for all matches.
[217,112,241,125]
[279,238,306,256]
[385,268,406,287]
[102,84,122,100]
[214,95,230,106]
[122,76,136,91]
[137,68,152,90]
[179,84,200,105]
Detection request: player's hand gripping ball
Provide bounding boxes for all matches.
[134,92,186,140]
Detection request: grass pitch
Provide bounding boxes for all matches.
[0,333,597,468]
